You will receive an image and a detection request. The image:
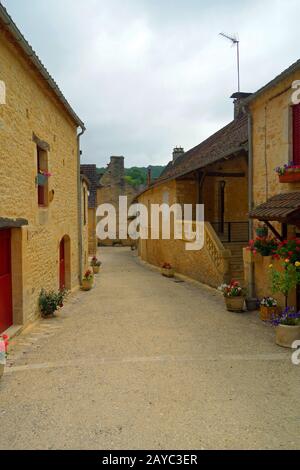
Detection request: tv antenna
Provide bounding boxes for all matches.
[219,32,240,92]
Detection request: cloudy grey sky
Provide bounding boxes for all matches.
[2,0,300,167]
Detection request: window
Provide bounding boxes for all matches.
[293,103,300,164]
[37,147,48,207]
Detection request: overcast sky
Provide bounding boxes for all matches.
[2,0,300,168]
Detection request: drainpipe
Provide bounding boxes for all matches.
[77,125,86,284]
[247,110,255,298]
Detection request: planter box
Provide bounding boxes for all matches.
[279,172,300,183]
[276,324,300,348]
[92,266,100,274]
[260,305,279,322]
[36,174,48,186]
[161,267,175,278]
[82,278,94,291]
[225,296,245,313]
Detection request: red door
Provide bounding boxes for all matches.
[0,229,13,333]
[59,239,65,291]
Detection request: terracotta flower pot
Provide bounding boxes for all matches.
[225,296,245,313]
[92,266,100,274]
[279,172,300,183]
[82,278,94,291]
[260,305,279,322]
[275,324,300,348]
[161,267,175,278]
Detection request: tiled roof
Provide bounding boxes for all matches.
[156,114,248,182]
[80,165,100,208]
[250,193,300,223]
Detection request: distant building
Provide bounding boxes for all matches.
[97,157,139,246]
[80,164,100,256]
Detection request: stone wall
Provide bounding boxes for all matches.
[0,27,82,327]
[138,180,231,288]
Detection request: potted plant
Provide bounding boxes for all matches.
[255,224,268,238]
[260,296,279,321]
[161,263,175,278]
[269,260,300,309]
[91,256,102,274]
[271,307,300,348]
[218,280,246,313]
[0,334,9,380]
[36,170,53,186]
[82,269,94,291]
[39,289,67,318]
[247,236,278,257]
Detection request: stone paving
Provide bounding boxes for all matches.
[0,247,299,450]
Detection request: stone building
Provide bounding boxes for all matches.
[0,5,87,334]
[137,97,249,288]
[80,164,99,255]
[243,60,300,307]
[97,156,139,246]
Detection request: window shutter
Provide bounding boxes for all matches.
[293,104,300,164]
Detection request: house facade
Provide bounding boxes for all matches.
[244,60,300,306]
[80,164,99,256]
[138,98,249,288]
[0,5,86,333]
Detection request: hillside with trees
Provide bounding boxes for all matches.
[97,166,165,188]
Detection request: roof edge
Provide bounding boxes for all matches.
[0,4,85,130]
[244,59,300,106]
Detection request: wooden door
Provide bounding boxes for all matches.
[0,229,13,333]
[59,239,65,291]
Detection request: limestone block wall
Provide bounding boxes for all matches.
[249,68,300,299]
[0,28,81,326]
[250,68,300,229]
[138,181,231,288]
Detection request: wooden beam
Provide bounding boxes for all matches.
[264,221,283,241]
[206,172,245,177]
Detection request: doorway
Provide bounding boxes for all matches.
[59,235,71,291]
[59,238,65,291]
[0,229,13,333]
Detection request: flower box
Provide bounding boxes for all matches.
[279,172,300,183]
[36,174,47,186]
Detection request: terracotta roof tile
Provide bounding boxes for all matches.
[250,193,300,223]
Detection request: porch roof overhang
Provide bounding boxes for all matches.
[0,217,28,229]
[249,193,300,224]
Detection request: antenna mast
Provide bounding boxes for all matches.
[219,32,240,92]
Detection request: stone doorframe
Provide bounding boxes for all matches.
[0,218,28,328]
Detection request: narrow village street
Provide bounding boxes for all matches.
[0,247,299,450]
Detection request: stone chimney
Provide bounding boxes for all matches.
[108,156,125,183]
[147,166,152,186]
[172,146,184,162]
[231,92,252,119]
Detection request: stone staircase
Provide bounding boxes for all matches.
[223,242,246,284]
